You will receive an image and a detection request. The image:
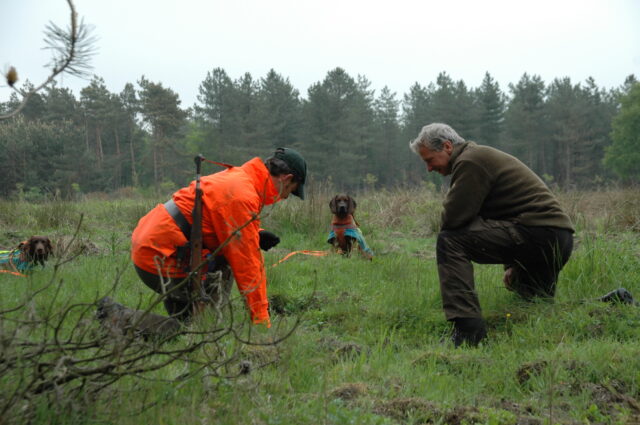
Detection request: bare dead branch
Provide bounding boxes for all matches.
[0,204,304,424]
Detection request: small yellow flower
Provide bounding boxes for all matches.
[506,313,512,318]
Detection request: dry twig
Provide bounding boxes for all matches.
[0,205,301,424]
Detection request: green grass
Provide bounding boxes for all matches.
[1,188,639,424]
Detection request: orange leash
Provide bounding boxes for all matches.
[0,269,27,277]
[271,250,330,267]
[202,158,235,169]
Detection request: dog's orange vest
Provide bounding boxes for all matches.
[131,157,281,326]
[331,215,357,249]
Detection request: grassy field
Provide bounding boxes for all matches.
[1,186,639,425]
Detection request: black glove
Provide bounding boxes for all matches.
[259,230,280,251]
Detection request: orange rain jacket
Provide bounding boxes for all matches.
[131,157,281,326]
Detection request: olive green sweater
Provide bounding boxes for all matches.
[441,142,574,232]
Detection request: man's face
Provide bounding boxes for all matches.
[276,174,299,200]
[417,141,454,176]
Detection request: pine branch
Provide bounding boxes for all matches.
[0,0,97,120]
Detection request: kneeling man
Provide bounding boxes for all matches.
[410,123,574,347]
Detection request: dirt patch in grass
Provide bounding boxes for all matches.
[485,309,529,328]
[496,400,541,425]
[228,345,280,375]
[268,292,326,315]
[373,397,550,425]
[372,397,440,422]
[411,350,481,375]
[513,418,543,425]
[513,362,640,423]
[317,335,366,361]
[516,359,594,386]
[329,382,369,401]
[584,381,640,418]
[516,360,549,385]
[242,345,280,365]
[444,406,482,425]
[372,398,516,425]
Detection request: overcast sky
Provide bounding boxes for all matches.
[2,0,639,108]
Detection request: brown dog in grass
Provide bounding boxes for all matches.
[0,236,53,273]
[96,297,182,342]
[327,194,374,259]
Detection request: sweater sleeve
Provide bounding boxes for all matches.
[441,160,492,230]
[210,197,270,327]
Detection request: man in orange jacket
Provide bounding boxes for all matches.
[131,147,307,327]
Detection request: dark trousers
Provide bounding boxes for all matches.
[436,217,573,320]
[135,257,233,323]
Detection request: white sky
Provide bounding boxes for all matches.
[2,0,639,108]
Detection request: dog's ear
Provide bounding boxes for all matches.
[18,240,30,261]
[18,240,29,253]
[347,196,356,215]
[329,196,338,214]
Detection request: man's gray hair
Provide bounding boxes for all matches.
[409,123,466,153]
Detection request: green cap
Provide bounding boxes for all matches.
[274,147,307,200]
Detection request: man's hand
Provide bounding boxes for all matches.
[259,230,280,251]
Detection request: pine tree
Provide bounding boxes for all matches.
[401,82,434,185]
[474,72,505,147]
[42,82,81,124]
[120,83,141,186]
[372,86,400,186]
[80,76,112,169]
[138,76,187,189]
[301,68,374,189]
[193,68,238,162]
[256,69,302,152]
[431,72,457,123]
[232,72,260,156]
[504,73,547,174]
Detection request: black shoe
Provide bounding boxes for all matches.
[451,317,487,348]
[598,288,637,305]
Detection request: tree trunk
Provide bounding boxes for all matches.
[84,116,90,152]
[153,140,159,192]
[539,136,547,176]
[564,140,571,187]
[114,126,122,188]
[128,122,138,187]
[95,125,104,168]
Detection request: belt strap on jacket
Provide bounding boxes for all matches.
[164,199,191,241]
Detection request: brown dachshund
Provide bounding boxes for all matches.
[0,236,53,273]
[327,195,373,259]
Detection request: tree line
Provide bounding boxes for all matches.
[0,68,637,199]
